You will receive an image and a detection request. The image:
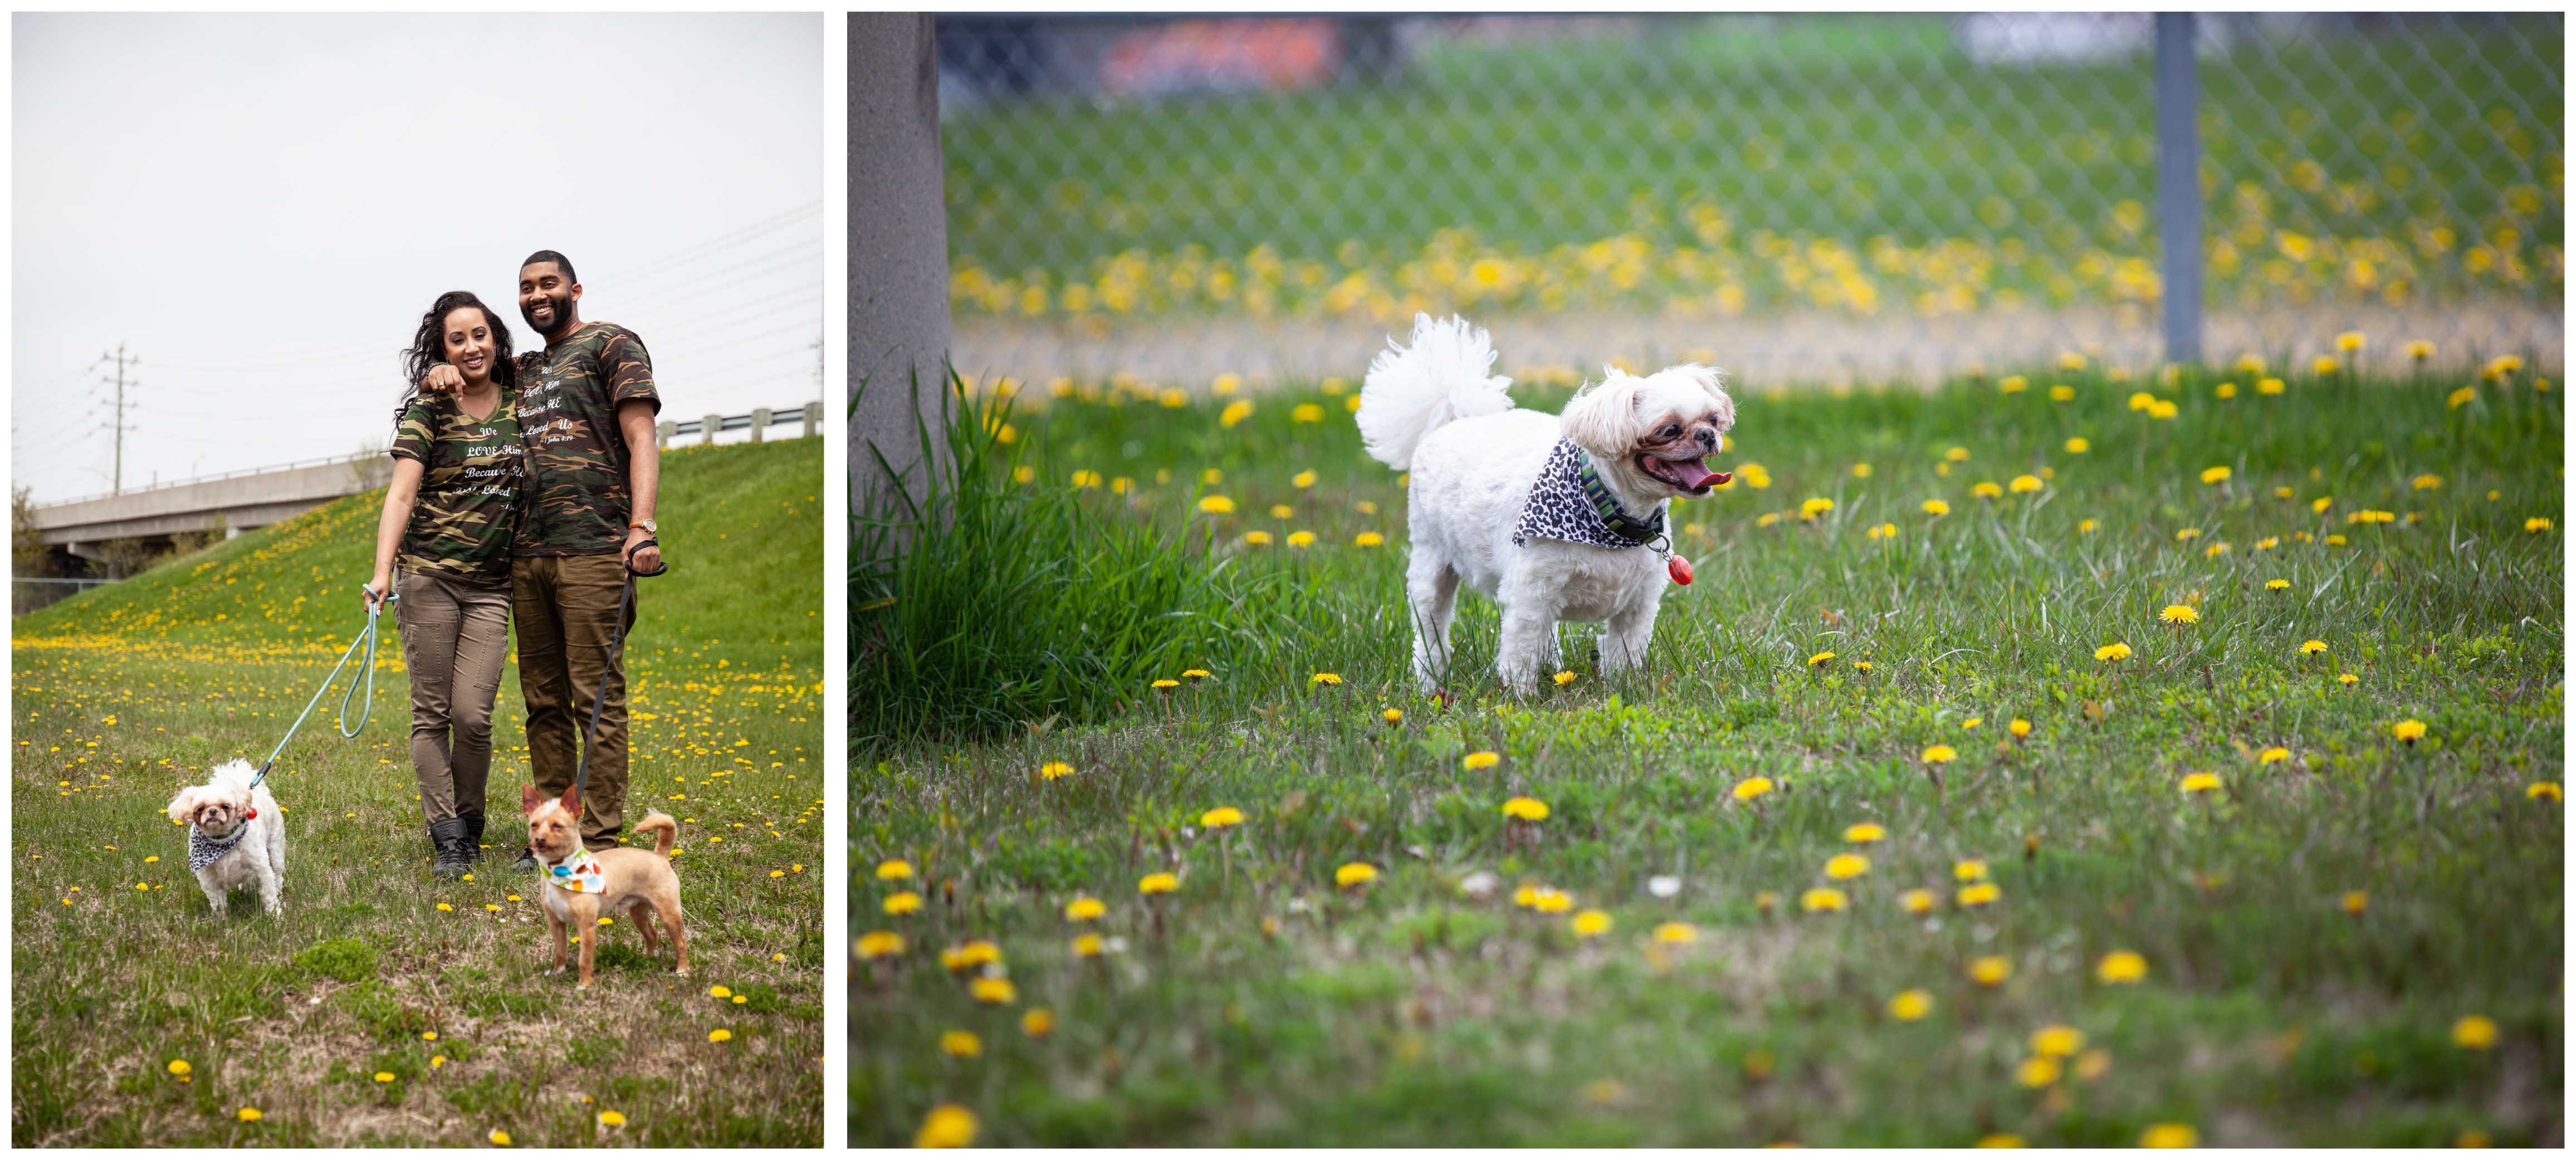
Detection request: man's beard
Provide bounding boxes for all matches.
[521,291,573,338]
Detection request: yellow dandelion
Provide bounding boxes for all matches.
[2452,1015,2500,1049]
[2257,747,2289,764]
[1972,481,2003,499]
[1382,708,1404,725]
[2094,642,2132,662]
[2339,673,2359,685]
[1151,679,1180,690]
[1040,761,1075,780]
[1922,499,1951,515]
[2392,720,2426,742]
[2051,385,2076,401]
[940,1031,982,1058]
[1462,751,1500,770]
[1824,853,1870,880]
[2016,1056,2062,1087]
[1946,446,1971,462]
[2140,1123,2197,1149]
[1064,897,1106,922]
[969,977,1016,1005]
[1954,859,1990,882]
[916,1104,978,1148]
[1355,531,1385,547]
[2404,340,2435,360]
[857,930,906,958]
[1799,887,1848,913]
[2010,474,2041,493]
[2257,377,2285,395]
[1961,717,1983,731]
[1654,921,1698,944]
[1023,1008,1055,1037]
[2526,517,2553,533]
[1501,797,1550,821]
[1138,873,1179,895]
[1293,469,1317,488]
[1842,822,1887,844]
[1920,744,1957,764]
[168,1060,191,1077]
[2268,579,2291,591]
[708,1027,736,1042]
[1732,776,1774,801]
[236,1107,262,1122]
[1977,1133,2026,1147]
[1245,530,1274,546]
[2174,527,2201,541]
[1553,670,1577,686]
[1957,883,2002,907]
[2337,331,2365,353]
[1309,672,1342,686]
[1852,462,1874,477]
[1969,955,2012,985]
[2078,518,2098,533]
[883,892,923,916]
[2527,782,2563,802]
[2010,718,2032,738]
[2096,949,2148,983]
[1808,651,1837,667]
[2216,381,2239,399]
[2342,890,2369,914]
[1900,888,1936,915]
[1571,909,1612,938]
[1887,990,1933,1021]
[1335,862,1379,888]
[1999,376,2027,394]
[2064,437,2090,454]
[2031,1025,2085,1057]
[1071,933,1103,957]
[2159,604,2198,625]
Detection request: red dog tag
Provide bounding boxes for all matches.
[1668,555,1694,585]
[245,809,257,820]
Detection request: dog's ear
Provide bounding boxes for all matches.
[521,784,545,817]
[1559,370,1643,457]
[165,787,199,825]
[561,784,580,821]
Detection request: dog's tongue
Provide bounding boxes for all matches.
[1668,457,1727,490]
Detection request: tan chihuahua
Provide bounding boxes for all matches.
[522,784,688,988]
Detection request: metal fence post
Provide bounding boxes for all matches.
[2155,13,2202,367]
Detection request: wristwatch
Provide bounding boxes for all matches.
[630,519,657,535]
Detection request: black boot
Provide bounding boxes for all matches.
[429,817,472,879]
[461,813,487,864]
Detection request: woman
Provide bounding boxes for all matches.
[366,291,527,879]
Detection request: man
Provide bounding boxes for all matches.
[426,251,661,858]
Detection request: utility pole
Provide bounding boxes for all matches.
[93,345,140,494]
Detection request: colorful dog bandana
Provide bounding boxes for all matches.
[545,846,607,895]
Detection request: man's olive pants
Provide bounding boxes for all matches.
[512,554,639,851]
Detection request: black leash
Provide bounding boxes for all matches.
[571,540,667,815]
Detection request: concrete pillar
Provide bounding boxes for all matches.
[658,419,676,448]
[703,414,723,447]
[751,407,773,443]
[803,400,820,440]
[849,12,954,521]
[2155,13,2202,366]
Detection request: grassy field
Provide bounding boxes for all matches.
[944,14,2560,321]
[853,353,2562,1146]
[12,436,826,1147]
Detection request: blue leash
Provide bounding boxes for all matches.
[251,585,398,789]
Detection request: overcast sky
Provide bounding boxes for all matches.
[13,13,823,503]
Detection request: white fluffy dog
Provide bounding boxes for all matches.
[1358,314,1734,695]
[164,759,286,916]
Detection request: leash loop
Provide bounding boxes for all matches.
[251,585,397,789]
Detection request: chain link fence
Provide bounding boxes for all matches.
[935,13,2559,391]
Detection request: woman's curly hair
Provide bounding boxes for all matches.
[395,290,517,429]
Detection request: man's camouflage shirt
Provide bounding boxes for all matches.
[511,321,661,556]
[390,393,526,586]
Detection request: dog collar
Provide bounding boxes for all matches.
[187,823,251,871]
[543,846,607,895]
[1514,439,1668,551]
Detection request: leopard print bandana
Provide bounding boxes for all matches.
[1514,439,1668,551]
[188,823,251,871]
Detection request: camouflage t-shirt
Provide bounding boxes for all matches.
[390,393,527,586]
[512,322,661,556]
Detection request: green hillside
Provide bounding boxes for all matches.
[13,437,825,1147]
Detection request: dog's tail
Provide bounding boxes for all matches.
[1356,313,1514,470]
[633,812,680,859]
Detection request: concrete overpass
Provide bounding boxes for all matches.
[25,401,822,576]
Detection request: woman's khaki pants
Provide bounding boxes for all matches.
[394,569,512,823]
